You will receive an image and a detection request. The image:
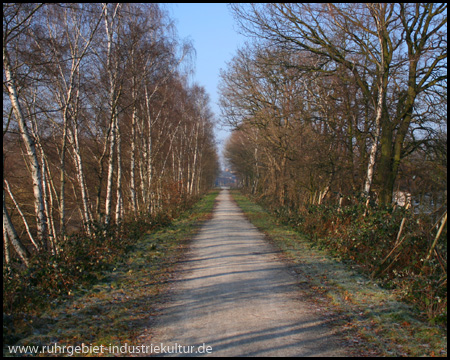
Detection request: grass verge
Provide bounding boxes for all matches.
[3,190,219,357]
[231,190,447,357]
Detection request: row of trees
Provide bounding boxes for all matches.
[3,3,219,266]
[222,3,447,211]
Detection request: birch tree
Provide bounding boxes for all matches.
[3,3,48,248]
[41,4,103,234]
[3,3,219,267]
[102,3,121,226]
[3,187,31,266]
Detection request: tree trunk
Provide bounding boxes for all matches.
[3,189,31,267]
[144,85,153,211]
[363,4,391,203]
[3,48,47,248]
[60,117,68,237]
[362,88,383,196]
[4,179,39,251]
[104,115,117,225]
[68,121,93,234]
[103,3,121,225]
[130,85,138,218]
[115,124,123,223]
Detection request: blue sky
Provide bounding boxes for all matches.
[166,3,246,160]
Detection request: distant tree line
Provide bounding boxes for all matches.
[221,3,446,212]
[3,3,219,267]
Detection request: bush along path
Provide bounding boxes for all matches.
[230,190,447,357]
[3,190,220,357]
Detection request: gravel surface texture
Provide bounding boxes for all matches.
[142,190,349,357]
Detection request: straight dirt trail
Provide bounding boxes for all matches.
[140,190,350,357]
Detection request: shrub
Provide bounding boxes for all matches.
[3,213,172,317]
[269,199,447,325]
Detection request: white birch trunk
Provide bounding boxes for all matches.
[68,129,93,233]
[3,48,47,248]
[363,87,383,196]
[3,189,30,266]
[139,143,147,212]
[144,85,154,212]
[363,4,389,198]
[3,231,11,266]
[38,152,55,252]
[60,117,68,237]
[115,124,123,223]
[130,84,138,218]
[103,3,121,225]
[4,179,39,250]
[104,115,117,225]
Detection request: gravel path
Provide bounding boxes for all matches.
[142,190,349,357]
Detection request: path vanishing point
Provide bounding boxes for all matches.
[140,190,350,357]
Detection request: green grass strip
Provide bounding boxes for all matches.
[4,190,220,357]
[231,190,447,357]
